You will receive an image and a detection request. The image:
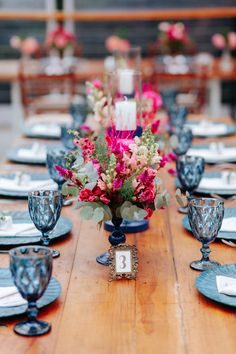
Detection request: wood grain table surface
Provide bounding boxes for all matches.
[0,115,235,354]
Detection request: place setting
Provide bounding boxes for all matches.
[22,113,72,139]
[196,170,236,196]
[185,119,236,138]
[187,142,236,164]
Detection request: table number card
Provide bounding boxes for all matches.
[109,244,138,281]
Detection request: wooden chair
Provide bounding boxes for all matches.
[18,60,77,119]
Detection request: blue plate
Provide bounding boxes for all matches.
[187,144,236,164]
[182,207,236,240]
[0,211,72,246]
[185,121,236,138]
[23,126,60,140]
[0,172,56,198]
[0,268,61,318]
[196,264,236,307]
[104,219,149,233]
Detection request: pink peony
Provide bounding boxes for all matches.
[105,35,130,53]
[21,37,39,55]
[211,33,226,49]
[228,32,236,50]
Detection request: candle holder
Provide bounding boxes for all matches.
[107,70,142,138]
[113,46,141,71]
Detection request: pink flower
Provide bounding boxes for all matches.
[158,22,170,32]
[100,194,110,204]
[79,189,95,202]
[144,207,154,219]
[112,178,123,190]
[92,79,103,89]
[105,35,130,53]
[115,161,126,174]
[10,36,21,49]
[168,168,176,176]
[151,120,161,134]
[139,188,156,203]
[228,32,236,50]
[21,37,39,55]
[137,169,156,184]
[211,33,226,49]
[142,90,163,115]
[55,165,73,179]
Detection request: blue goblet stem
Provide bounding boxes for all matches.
[27,300,38,321]
[200,243,211,263]
[41,232,50,246]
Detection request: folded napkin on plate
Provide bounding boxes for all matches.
[220,217,236,232]
[17,145,46,160]
[0,178,57,192]
[187,122,227,136]
[198,176,236,190]
[0,286,27,307]
[187,147,236,161]
[0,223,40,237]
[216,275,236,296]
[31,124,60,137]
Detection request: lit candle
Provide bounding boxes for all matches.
[115,100,137,131]
[118,69,134,95]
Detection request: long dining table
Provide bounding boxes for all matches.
[0,115,236,354]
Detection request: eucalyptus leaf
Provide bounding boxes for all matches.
[154,194,164,210]
[80,206,94,220]
[84,182,97,190]
[62,183,79,197]
[92,208,105,223]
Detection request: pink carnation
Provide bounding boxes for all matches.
[92,79,103,89]
[21,37,39,55]
[211,33,226,49]
[228,32,236,50]
[105,35,130,53]
[79,189,96,202]
[100,194,110,204]
[139,188,156,203]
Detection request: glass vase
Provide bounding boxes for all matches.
[96,216,126,266]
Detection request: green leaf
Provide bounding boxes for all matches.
[92,208,104,223]
[163,193,171,207]
[62,183,79,197]
[79,206,94,220]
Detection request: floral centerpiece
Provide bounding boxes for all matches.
[57,127,170,228]
[211,32,236,52]
[45,25,76,58]
[157,22,193,55]
[10,36,39,58]
[105,35,130,54]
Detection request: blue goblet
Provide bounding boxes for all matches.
[61,125,75,150]
[172,126,193,157]
[9,246,52,336]
[188,198,224,271]
[176,155,205,214]
[169,105,188,131]
[46,148,66,192]
[28,190,62,258]
[69,102,87,126]
[161,89,177,111]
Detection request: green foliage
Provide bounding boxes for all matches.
[175,188,188,207]
[93,136,109,167]
[120,201,148,220]
[119,178,134,201]
[62,183,79,198]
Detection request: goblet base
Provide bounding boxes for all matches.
[14,319,51,336]
[178,206,188,214]
[96,252,110,266]
[51,249,60,258]
[190,259,220,271]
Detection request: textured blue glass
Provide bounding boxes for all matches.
[69,102,87,126]
[188,198,224,271]
[172,126,193,156]
[28,190,62,247]
[161,89,177,110]
[188,198,224,244]
[9,246,52,336]
[176,155,205,192]
[46,149,67,190]
[169,105,188,130]
[61,126,75,150]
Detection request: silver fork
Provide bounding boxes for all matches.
[221,239,236,247]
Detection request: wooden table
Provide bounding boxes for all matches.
[0,118,236,353]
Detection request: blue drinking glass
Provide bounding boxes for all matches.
[28,190,62,258]
[69,102,87,126]
[46,149,66,192]
[161,89,177,111]
[61,125,75,150]
[9,246,52,336]
[188,198,224,271]
[176,155,205,213]
[172,126,193,156]
[169,105,188,131]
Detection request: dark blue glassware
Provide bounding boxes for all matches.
[188,198,224,271]
[176,155,205,213]
[161,89,177,111]
[28,190,62,258]
[172,126,193,156]
[9,245,52,336]
[46,149,66,192]
[61,126,75,150]
[169,105,188,131]
[69,102,87,126]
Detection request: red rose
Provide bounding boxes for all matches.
[79,189,93,202]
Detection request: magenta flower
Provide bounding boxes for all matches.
[112,178,124,190]
[55,165,73,179]
[92,79,103,90]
